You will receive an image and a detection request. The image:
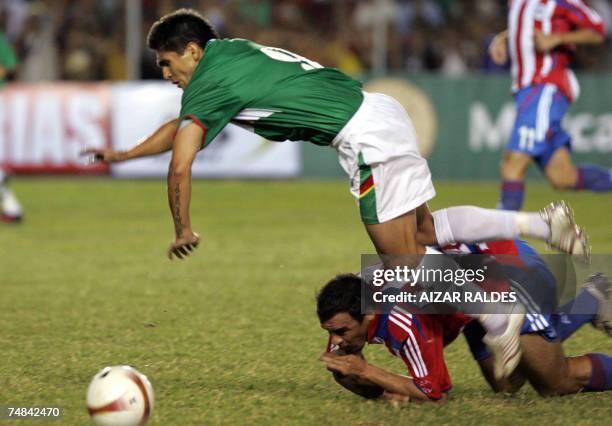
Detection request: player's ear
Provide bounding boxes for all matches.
[186,42,203,62]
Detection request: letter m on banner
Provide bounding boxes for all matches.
[469,102,516,152]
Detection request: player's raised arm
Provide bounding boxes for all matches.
[166,121,202,260]
[534,28,605,52]
[82,118,180,163]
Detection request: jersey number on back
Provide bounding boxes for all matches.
[260,47,323,71]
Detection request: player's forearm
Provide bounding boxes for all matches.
[332,372,384,399]
[558,29,605,46]
[167,163,193,239]
[124,118,180,160]
[360,363,430,402]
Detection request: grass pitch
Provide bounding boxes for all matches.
[1,178,611,425]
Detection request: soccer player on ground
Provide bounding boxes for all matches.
[463,272,612,396]
[0,30,23,223]
[318,265,612,402]
[489,0,610,210]
[83,9,590,378]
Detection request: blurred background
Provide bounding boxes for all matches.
[1,0,611,180]
[3,0,611,81]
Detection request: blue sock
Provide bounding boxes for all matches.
[499,180,525,210]
[575,164,612,192]
[585,353,612,391]
[553,288,599,341]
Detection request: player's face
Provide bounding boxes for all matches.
[321,312,371,354]
[156,44,201,89]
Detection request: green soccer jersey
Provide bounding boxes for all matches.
[179,38,364,147]
[0,32,17,87]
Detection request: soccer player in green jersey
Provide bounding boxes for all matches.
[84,9,591,379]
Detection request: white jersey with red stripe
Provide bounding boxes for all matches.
[508,0,606,101]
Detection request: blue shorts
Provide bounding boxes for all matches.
[507,84,571,169]
[464,313,558,362]
[463,246,559,361]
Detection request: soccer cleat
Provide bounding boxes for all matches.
[482,304,525,380]
[584,273,612,337]
[540,201,591,263]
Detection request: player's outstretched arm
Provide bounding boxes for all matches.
[320,352,432,402]
[167,122,202,260]
[489,30,509,65]
[82,118,180,163]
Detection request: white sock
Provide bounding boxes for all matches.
[514,212,550,240]
[433,206,550,245]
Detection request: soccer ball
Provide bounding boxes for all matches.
[86,366,154,426]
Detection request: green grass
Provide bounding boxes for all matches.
[1,178,611,425]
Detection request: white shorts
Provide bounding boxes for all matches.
[332,91,436,224]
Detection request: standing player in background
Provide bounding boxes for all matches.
[84,9,593,379]
[0,29,23,223]
[490,0,610,211]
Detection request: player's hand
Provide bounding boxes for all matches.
[80,148,127,164]
[489,32,508,65]
[168,231,200,260]
[534,30,562,52]
[319,352,368,377]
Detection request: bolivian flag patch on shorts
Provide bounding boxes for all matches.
[358,152,379,225]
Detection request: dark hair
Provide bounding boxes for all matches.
[147,8,219,53]
[316,274,364,323]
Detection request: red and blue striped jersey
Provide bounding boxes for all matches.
[508,0,606,101]
[326,306,471,400]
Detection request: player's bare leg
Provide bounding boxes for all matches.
[544,147,578,190]
[501,151,532,182]
[518,335,595,396]
[415,204,437,246]
[477,334,599,395]
[365,209,425,272]
[368,206,524,379]
[499,151,531,211]
[546,146,612,192]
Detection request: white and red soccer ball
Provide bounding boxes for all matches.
[86,366,154,426]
